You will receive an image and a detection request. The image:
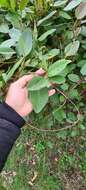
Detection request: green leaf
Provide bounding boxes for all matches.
[37,11,57,26]
[0,46,15,59]
[81,26,86,37]
[77,60,86,67]
[38,29,56,42]
[68,74,80,82]
[9,0,16,11]
[65,41,80,57]
[0,23,9,33]
[0,39,16,48]
[19,0,28,11]
[2,58,24,82]
[6,12,20,28]
[9,28,21,42]
[48,59,71,77]
[82,44,86,50]
[0,0,9,7]
[53,108,66,122]
[77,114,84,121]
[44,49,60,60]
[29,88,48,113]
[49,76,65,84]
[79,124,86,130]
[61,83,69,91]
[17,28,32,57]
[0,184,6,190]
[59,11,71,20]
[60,66,69,77]
[64,0,83,11]
[28,76,49,91]
[75,2,86,19]
[70,130,77,137]
[80,63,86,75]
[67,112,76,121]
[69,89,79,100]
[54,0,68,7]
[65,31,73,40]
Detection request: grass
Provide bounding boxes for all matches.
[0,114,86,190]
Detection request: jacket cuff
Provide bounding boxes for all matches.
[0,102,25,128]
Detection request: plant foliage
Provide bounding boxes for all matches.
[0,0,86,113]
[0,0,86,189]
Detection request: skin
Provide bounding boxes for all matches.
[5,69,55,117]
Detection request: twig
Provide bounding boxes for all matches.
[25,87,81,133]
[70,79,86,91]
[25,79,86,133]
[44,99,67,121]
[56,87,80,115]
[26,119,79,133]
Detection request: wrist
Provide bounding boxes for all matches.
[5,100,20,116]
[0,102,25,128]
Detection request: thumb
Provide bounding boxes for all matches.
[17,68,46,88]
[17,74,33,88]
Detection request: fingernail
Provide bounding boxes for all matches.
[35,68,45,75]
[49,89,56,96]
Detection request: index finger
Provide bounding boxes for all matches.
[35,68,46,76]
[17,68,46,88]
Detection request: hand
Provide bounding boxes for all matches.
[5,69,55,117]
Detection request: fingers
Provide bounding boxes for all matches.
[16,68,46,88]
[35,68,46,75]
[48,89,56,97]
[17,74,33,88]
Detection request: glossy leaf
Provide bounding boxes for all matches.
[37,11,56,26]
[9,28,21,42]
[17,28,32,57]
[65,41,80,57]
[64,0,83,11]
[81,26,86,37]
[0,39,16,48]
[54,0,68,7]
[0,46,15,56]
[0,24,9,33]
[38,29,56,42]
[80,63,86,75]
[6,12,20,28]
[59,11,71,19]
[29,88,48,113]
[48,59,71,77]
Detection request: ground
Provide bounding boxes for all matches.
[0,114,86,190]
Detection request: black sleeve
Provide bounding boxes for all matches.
[0,102,25,172]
